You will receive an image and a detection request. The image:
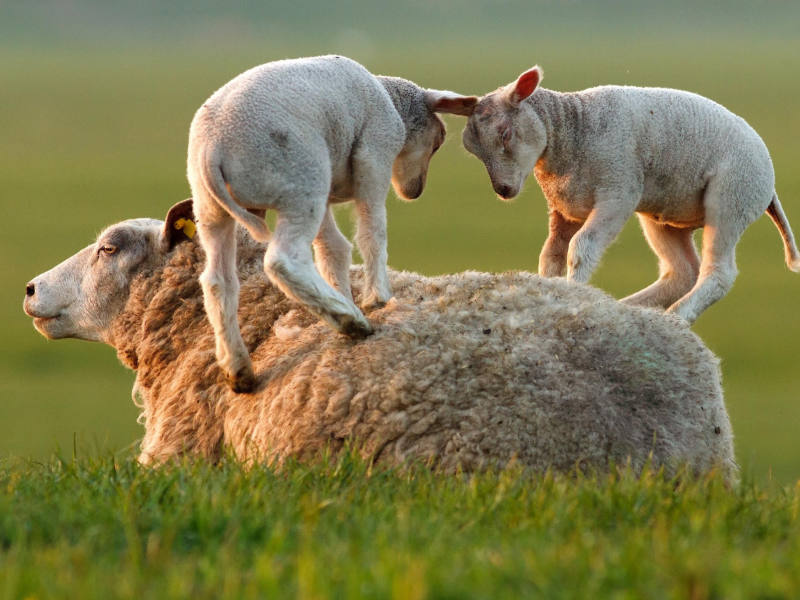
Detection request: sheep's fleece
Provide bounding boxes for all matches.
[51,218,727,478]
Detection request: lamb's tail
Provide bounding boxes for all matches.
[766,192,800,273]
[198,152,272,243]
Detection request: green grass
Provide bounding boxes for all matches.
[1,454,799,599]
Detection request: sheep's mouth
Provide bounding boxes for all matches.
[33,315,58,325]
[24,304,61,320]
[31,314,63,338]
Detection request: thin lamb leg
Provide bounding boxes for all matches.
[265,197,373,338]
[622,216,700,309]
[313,206,354,301]
[197,213,255,392]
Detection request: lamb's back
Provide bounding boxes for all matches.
[562,85,770,211]
[190,56,401,177]
[582,86,767,164]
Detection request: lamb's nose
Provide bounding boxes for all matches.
[26,282,35,297]
[496,184,513,199]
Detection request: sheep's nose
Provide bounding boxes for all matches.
[26,282,36,297]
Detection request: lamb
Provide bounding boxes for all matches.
[188,55,477,392]
[460,66,800,324]
[23,200,737,479]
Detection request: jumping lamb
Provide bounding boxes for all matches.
[188,54,477,392]
[460,66,800,324]
[23,201,736,479]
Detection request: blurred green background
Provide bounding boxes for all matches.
[1,1,798,479]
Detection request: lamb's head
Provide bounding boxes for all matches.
[380,76,477,200]
[23,200,196,343]
[462,66,546,200]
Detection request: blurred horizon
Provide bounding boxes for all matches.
[1,0,798,480]
[4,0,800,47]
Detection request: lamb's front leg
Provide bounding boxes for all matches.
[567,196,635,284]
[313,206,354,301]
[354,198,392,310]
[351,153,394,311]
[539,210,583,277]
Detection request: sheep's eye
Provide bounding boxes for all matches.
[100,245,118,255]
[501,128,512,143]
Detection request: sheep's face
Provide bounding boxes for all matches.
[23,220,162,342]
[24,200,195,344]
[462,67,546,201]
[391,90,478,201]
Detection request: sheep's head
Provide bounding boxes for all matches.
[382,77,477,200]
[23,200,196,343]
[462,66,547,200]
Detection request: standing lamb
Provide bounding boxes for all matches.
[23,201,737,481]
[460,66,800,323]
[188,55,477,392]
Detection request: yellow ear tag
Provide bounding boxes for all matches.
[174,218,196,239]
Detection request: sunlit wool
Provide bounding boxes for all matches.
[97,225,737,477]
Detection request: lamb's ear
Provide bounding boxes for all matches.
[506,66,543,107]
[161,199,196,253]
[425,90,479,117]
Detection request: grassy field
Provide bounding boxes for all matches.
[1,454,799,599]
[1,37,799,479]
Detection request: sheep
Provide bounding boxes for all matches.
[188,54,478,392]
[23,200,737,479]
[460,66,800,324]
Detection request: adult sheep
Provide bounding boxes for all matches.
[23,200,736,478]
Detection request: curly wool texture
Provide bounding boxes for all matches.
[112,231,735,477]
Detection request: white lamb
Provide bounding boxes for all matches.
[188,55,477,391]
[460,66,800,324]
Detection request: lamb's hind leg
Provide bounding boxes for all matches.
[667,174,764,324]
[621,216,700,309]
[266,197,373,338]
[667,225,739,324]
[313,206,354,301]
[197,213,255,393]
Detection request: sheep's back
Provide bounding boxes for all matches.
[221,267,734,477]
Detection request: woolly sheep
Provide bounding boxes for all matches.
[188,55,477,392]
[23,201,736,479]
[460,66,800,324]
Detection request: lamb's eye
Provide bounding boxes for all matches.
[101,245,118,255]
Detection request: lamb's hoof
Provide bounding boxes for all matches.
[228,365,256,394]
[339,315,375,340]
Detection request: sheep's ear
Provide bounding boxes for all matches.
[506,66,543,107]
[161,199,196,253]
[426,90,479,117]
